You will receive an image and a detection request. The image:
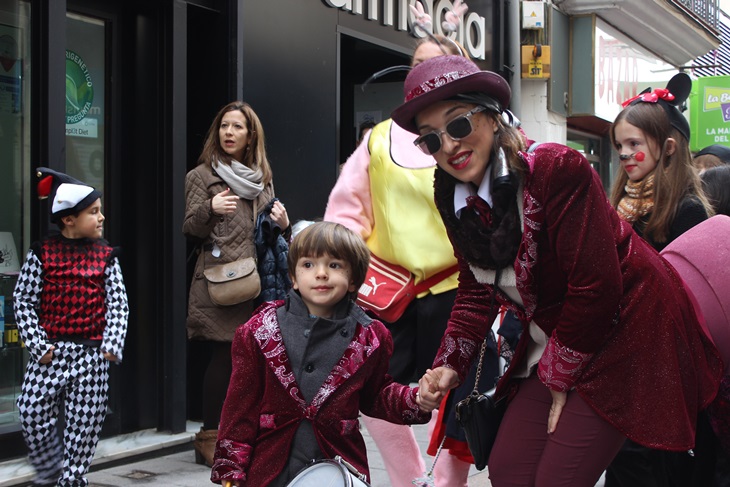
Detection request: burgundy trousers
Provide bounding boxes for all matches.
[488,374,626,487]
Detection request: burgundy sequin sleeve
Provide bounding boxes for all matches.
[211,323,263,483]
[538,330,593,391]
[431,254,499,382]
[211,440,253,484]
[359,320,432,424]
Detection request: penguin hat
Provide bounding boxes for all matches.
[36,167,102,223]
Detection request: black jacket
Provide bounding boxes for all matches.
[255,198,292,304]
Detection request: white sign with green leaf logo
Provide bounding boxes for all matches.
[65,49,93,125]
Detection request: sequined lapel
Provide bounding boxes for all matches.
[515,153,544,320]
[253,306,307,409]
[253,305,379,418]
[308,323,378,413]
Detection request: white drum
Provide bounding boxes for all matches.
[286,456,371,487]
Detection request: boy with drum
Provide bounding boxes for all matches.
[211,222,434,486]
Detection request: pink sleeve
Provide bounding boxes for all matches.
[324,135,374,239]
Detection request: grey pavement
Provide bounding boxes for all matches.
[80,421,493,487]
[0,420,492,486]
[2,420,605,486]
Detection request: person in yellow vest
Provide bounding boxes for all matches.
[324,34,492,487]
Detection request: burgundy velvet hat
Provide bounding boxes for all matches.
[391,55,511,134]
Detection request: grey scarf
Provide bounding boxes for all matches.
[214,160,264,200]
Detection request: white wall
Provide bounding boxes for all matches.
[518,79,567,145]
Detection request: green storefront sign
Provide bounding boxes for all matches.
[689,75,730,152]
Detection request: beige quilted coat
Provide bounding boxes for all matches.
[183,163,274,342]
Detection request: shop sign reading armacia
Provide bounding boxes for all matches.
[689,76,730,152]
[324,0,487,60]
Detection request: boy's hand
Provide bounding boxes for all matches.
[103,351,119,362]
[39,346,55,364]
[416,367,460,411]
[415,379,440,412]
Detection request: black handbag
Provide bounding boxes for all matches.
[454,348,507,470]
[455,269,506,471]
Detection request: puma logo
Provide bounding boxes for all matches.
[369,277,385,294]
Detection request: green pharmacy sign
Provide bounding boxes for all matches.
[65,49,94,124]
[689,75,730,152]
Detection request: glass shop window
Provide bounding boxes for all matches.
[0,0,31,430]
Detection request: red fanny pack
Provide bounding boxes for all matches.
[356,253,458,323]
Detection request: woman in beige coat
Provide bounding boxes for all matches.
[183,101,289,466]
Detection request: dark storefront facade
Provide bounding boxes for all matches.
[0,0,505,460]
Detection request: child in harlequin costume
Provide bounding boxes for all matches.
[211,222,434,487]
[605,74,716,487]
[14,167,129,487]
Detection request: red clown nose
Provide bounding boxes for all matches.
[634,151,645,162]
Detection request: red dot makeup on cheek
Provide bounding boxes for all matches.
[634,151,645,162]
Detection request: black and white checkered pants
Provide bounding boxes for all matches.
[17,342,110,487]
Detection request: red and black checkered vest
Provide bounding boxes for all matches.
[38,235,112,341]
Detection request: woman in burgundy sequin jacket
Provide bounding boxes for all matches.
[391,55,723,486]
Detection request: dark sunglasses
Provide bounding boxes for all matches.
[413,106,487,155]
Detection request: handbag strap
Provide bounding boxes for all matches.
[202,196,259,265]
[470,268,502,395]
[414,269,501,485]
[413,264,459,294]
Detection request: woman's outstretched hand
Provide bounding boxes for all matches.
[416,367,460,412]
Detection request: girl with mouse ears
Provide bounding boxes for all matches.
[610,73,714,251]
[392,55,722,487]
[606,76,718,486]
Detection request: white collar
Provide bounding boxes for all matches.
[454,171,493,218]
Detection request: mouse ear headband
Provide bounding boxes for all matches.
[621,72,692,141]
